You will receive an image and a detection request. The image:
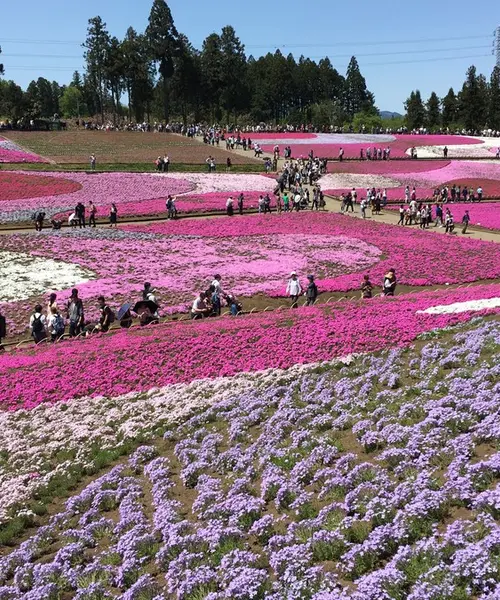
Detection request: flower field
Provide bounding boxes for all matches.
[320,160,500,202]
[0,316,499,598]
[1,282,500,410]
[0,171,276,222]
[254,133,483,159]
[0,137,47,163]
[1,144,500,598]
[1,212,500,336]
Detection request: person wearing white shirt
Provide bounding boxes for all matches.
[286,272,302,308]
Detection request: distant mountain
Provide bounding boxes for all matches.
[380,111,403,120]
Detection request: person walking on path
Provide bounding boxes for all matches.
[445,209,455,234]
[360,198,368,219]
[383,269,397,297]
[90,154,96,171]
[305,275,318,306]
[88,201,97,227]
[283,192,290,213]
[109,203,118,227]
[286,272,302,308]
[443,146,448,158]
[67,289,84,337]
[276,193,282,214]
[76,202,86,228]
[434,204,443,227]
[461,210,470,234]
[397,205,405,225]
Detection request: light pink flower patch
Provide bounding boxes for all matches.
[0,171,194,222]
[0,137,47,163]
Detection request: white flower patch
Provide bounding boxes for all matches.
[252,133,396,145]
[0,251,95,302]
[410,137,500,158]
[152,172,276,194]
[417,298,500,315]
[319,173,401,190]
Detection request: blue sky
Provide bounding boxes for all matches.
[1,0,498,112]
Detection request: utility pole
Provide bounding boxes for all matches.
[494,27,500,68]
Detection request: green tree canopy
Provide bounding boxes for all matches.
[146,0,179,122]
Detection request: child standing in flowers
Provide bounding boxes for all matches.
[286,272,302,308]
[361,275,373,299]
[305,275,318,306]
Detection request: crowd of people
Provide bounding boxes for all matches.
[0,264,402,350]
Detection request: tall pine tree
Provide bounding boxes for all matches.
[344,56,375,117]
[219,26,248,122]
[459,66,488,131]
[441,88,458,128]
[83,17,111,123]
[405,90,426,129]
[426,92,441,129]
[146,0,179,122]
[488,66,500,130]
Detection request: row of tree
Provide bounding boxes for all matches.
[405,65,500,131]
[0,0,376,126]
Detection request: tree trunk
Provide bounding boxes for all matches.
[127,83,132,121]
[163,76,169,123]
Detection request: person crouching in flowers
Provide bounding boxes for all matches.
[361,274,373,299]
[383,269,397,297]
[305,275,318,306]
[286,272,302,308]
[191,292,211,320]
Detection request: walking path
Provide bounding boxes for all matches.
[322,194,500,243]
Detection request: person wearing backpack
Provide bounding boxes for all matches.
[30,304,47,344]
[97,296,115,332]
[67,289,84,337]
[47,306,65,341]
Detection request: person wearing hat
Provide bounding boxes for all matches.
[286,272,302,308]
[142,282,159,318]
[305,275,318,306]
[383,269,397,297]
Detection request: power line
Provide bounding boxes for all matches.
[5,53,492,73]
[359,53,492,67]
[2,45,493,61]
[1,34,488,49]
[247,34,488,49]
